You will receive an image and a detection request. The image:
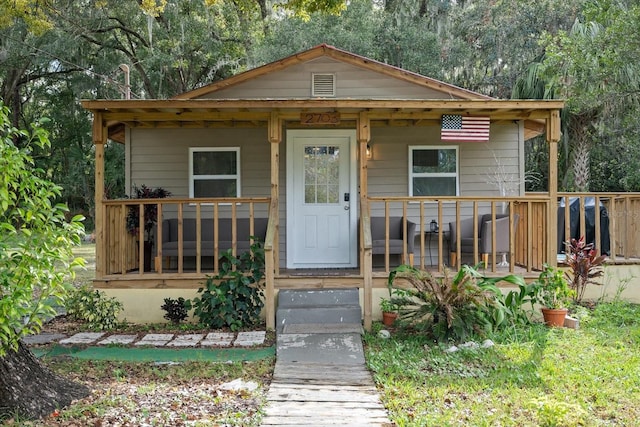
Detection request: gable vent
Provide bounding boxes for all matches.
[312,73,336,97]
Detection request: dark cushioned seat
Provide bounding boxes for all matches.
[161,217,268,257]
[449,213,519,266]
[371,216,416,265]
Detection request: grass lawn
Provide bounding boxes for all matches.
[365,300,640,426]
[28,244,637,426]
[71,243,96,285]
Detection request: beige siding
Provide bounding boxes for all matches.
[127,121,523,266]
[129,127,287,266]
[129,128,270,197]
[367,123,522,197]
[367,123,524,222]
[198,57,456,100]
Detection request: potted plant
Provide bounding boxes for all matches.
[380,297,399,327]
[126,185,171,271]
[533,264,575,327]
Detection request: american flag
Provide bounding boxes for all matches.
[441,115,490,142]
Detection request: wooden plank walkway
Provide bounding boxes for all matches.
[262,362,393,426]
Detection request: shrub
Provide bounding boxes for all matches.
[388,264,528,342]
[532,264,574,309]
[564,237,605,302]
[191,240,265,331]
[161,297,189,324]
[65,285,123,330]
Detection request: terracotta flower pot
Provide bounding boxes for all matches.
[382,311,398,327]
[541,307,568,327]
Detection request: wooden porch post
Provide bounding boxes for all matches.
[93,112,106,279]
[265,111,281,331]
[547,109,561,267]
[358,111,372,331]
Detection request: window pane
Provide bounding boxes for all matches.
[317,186,327,204]
[303,145,340,205]
[305,185,316,203]
[194,179,237,197]
[193,151,237,175]
[413,177,456,196]
[413,149,456,173]
[327,184,339,203]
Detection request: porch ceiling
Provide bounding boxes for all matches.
[82,98,564,143]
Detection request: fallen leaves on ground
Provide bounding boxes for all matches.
[32,371,268,426]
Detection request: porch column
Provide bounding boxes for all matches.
[547,109,561,267]
[265,112,281,331]
[358,111,372,331]
[93,112,106,279]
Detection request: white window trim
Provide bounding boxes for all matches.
[189,147,241,199]
[408,145,459,196]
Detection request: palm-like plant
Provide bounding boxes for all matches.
[388,265,506,342]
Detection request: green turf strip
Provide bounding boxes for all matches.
[34,345,275,362]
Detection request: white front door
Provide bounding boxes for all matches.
[286,130,357,268]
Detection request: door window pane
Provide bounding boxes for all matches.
[304,145,340,204]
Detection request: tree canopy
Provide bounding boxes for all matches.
[1,0,639,221]
[0,103,85,356]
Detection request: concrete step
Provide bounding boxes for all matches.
[276,333,365,364]
[277,288,360,308]
[281,323,364,334]
[276,305,361,334]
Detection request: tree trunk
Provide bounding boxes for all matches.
[0,341,90,420]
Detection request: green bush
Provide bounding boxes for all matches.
[191,240,265,331]
[161,297,189,324]
[388,264,528,342]
[65,285,123,330]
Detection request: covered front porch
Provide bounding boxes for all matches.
[86,99,563,330]
[94,187,640,330]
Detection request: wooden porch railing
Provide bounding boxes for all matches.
[263,197,279,331]
[360,196,373,331]
[101,197,271,277]
[368,196,551,273]
[367,193,640,275]
[557,192,640,260]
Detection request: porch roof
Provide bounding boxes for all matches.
[81,98,565,143]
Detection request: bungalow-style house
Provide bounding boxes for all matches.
[82,44,640,329]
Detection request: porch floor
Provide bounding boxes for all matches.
[117,264,538,281]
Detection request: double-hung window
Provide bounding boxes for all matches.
[189,147,240,198]
[409,146,458,196]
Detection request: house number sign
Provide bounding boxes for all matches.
[300,112,340,125]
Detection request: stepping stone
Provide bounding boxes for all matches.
[234,331,266,347]
[200,332,234,347]
[23,333,67,345]
[166,334,205,347]
[98,334,138,345]
[59,332,105,345]
[135,333,174,346]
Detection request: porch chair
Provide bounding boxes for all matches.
[449,214,519,267]
[371,217,417,266]
[479,214,520,267]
